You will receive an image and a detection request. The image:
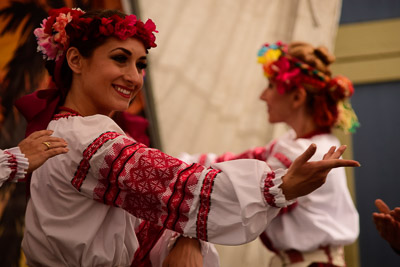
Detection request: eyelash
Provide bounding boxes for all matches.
[137,62,147,70]
[111,55,147,70]
[111,55,128,63]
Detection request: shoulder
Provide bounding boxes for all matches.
[273,131,340,161]
[48,114,126,146]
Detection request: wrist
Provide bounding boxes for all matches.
[280,176,296,200]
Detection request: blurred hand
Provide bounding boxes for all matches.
[281,144,360,200]
[373,199,400,252]
[18,130,68,173]
[162,236,203,267]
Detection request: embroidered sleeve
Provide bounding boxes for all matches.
[0,147,28,187]
[74,132,291,245]
[73,133,208,234]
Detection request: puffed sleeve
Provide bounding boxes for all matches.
[70,116,293,245]
[0,147,28,187]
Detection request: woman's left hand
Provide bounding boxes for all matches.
[162,236,203,267]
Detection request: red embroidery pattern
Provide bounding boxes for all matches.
[132,220,167,267]
[71,131,121,191]
[98,140,144,205]
[263,171,278,207]
[196,169,220,241]
[95,138,206,232]
[215,146,268,162]
[278,201,298,215]
[4,151,17,182]
[198,154,208,166]
[53,113,80,120]
[163,164,205,232]
[273,152,292,168]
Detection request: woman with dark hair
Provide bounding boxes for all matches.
[16,8,359,266]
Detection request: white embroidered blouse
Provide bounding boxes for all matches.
[22,114,291,267]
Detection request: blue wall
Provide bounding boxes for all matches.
[340,1,400,266]
[352,81,400,266]
[340,0,400,24]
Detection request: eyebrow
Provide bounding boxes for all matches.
[110,47,147,60]
[110,47,132,55]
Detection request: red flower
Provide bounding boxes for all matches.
[99,17,114,36]
[114,14,137,40]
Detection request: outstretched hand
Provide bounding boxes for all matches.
[18,130,68,173]
[373,199,400,252]
[162,236,203,267]
[281,144,360,200]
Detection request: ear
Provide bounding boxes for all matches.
[291,87,307,109]
[66,47,83,74]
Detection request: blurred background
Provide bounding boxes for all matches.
[0,0,399,266]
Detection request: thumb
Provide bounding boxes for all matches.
[292,143,317,167]
[375,199,391,214]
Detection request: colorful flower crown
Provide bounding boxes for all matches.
[34,7,158,62]
[257,42,360,133]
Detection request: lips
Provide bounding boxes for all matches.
[114,85,133,98]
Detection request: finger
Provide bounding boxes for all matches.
[331,145,347,159]
[390,208,400,222]
[42,142,68,149]
[43,147,69,158]
[27,130,54,140]
[292,143,317,166]
[42,137,68,145]
[316,159,360,169]
[324,145,347,160]
[322,146,336,160]
[37,136,67,144]
[375,199,391,214]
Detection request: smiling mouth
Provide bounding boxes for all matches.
[114,85,132,98]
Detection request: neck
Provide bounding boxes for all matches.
[62,80,112,117]
[286,108,321,139]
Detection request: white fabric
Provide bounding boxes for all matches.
[22,114,289,267]
[0,147,28,187]
[265,130,359,252]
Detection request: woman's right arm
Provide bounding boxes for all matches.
[74,132,358,245]
[0,148,28,187]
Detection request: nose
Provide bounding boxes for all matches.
[259,88,268,101]
[123,65,143,88]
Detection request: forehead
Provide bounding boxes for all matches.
[94,37,147,58]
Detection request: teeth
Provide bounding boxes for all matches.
[115,86,131,95]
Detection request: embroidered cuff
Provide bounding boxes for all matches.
[4,147,28,182]
[262,168,296,208]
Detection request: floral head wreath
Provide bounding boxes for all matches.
[257,42,360,133]
[34,7,158,62]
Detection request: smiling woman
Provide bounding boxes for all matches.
[64,38,147,115]
[14,7,360,267]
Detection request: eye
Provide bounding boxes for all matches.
[111,54,128,63]
[137,62,147,70]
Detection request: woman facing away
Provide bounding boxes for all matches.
[181,41,360,267]
[15,8,359,267]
